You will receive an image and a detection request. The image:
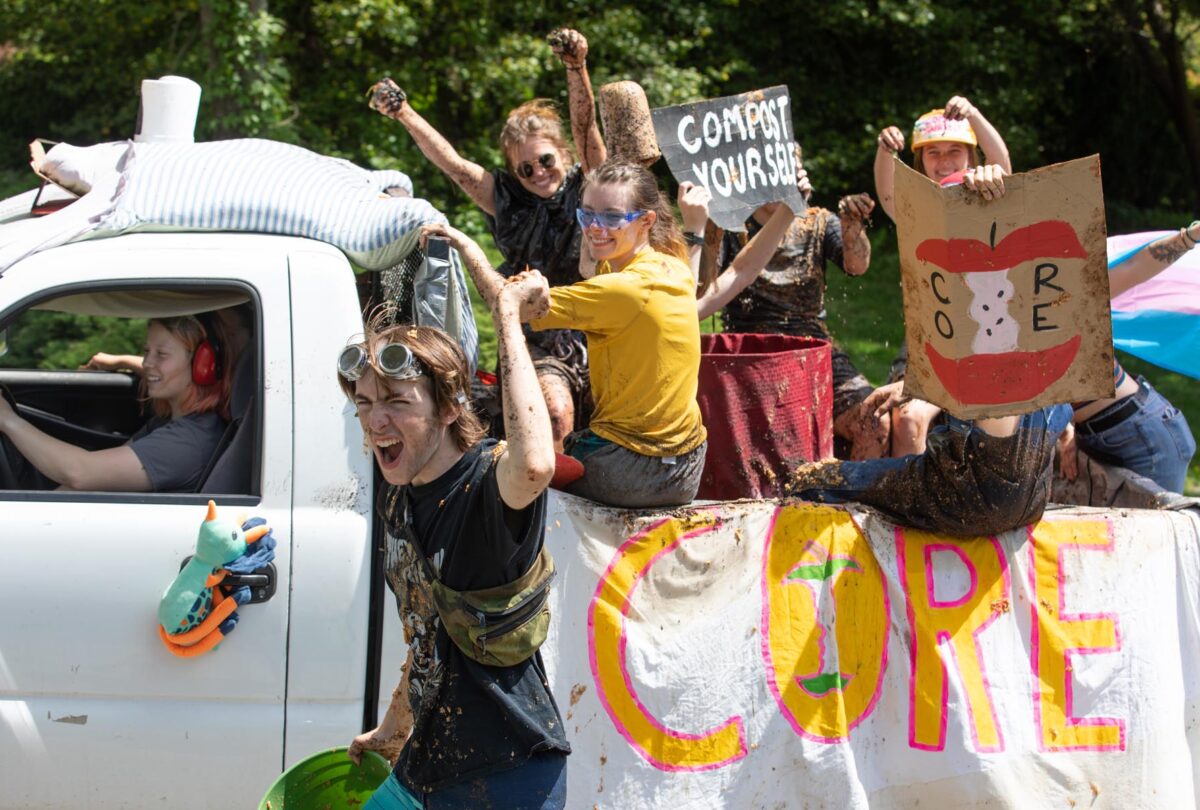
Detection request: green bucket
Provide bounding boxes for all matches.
[259,747,391,810]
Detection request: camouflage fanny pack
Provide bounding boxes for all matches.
[417,545,555,667]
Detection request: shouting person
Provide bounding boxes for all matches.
[344,259,569,808]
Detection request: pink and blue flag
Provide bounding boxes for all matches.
[1107,231,1200,380]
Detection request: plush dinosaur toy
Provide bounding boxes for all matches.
[157,500,275,658]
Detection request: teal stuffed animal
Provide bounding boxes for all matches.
[157,500,272,657]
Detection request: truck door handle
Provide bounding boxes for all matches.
[179,557,277,605]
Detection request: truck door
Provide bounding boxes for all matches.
[0,236,294,808]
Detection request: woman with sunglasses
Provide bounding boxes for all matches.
[424,159,707,508]
[370,28,606,453]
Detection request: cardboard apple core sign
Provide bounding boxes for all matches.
[651,86,808,232]
[893,155,1115,419]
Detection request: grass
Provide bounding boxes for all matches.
[465,227,1199,495]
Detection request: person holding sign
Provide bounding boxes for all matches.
[369,28,606,453]
[536,159,706,507]
[1057,225,1198,492]
[695,157,889,459]
[790,166,1075,537]
[874,96,1011,220]
[871,97,1012,456]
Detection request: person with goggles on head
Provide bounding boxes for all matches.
[370,28,606,455]
[423,158,708,508]
[868,97,1012,459]
[341,269,571,808]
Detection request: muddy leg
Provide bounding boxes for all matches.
[539,372,575,454]
[834,400,891,460]
[890,399,940,457]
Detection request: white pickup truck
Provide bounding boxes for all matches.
[0,231,414,808]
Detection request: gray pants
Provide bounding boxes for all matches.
[565,435,707,509]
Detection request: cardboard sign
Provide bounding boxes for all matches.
[651,86,808,231]
[893,156,1114,418]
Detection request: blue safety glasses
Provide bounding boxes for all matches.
[575,208,648,230]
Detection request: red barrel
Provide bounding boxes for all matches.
[696,333,833,500]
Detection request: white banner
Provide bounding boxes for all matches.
[542,495,1200,808]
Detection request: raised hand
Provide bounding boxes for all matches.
[877,126,905,154]
[368,77,409,118]
[548,28,588,69]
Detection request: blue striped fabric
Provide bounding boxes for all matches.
[100,139,434,271]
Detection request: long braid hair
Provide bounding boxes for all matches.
[584,159,688,264]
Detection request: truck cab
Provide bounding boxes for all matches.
[0,232,399,807]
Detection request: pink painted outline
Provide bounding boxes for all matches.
[586,514,748,772]
[897,530,1009,753]
[1026,519,1127,753]
[924,544,977,608]
[760,506,890,743]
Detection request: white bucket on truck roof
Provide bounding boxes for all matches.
[134,75,202,144]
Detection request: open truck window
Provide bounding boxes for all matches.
[0,284,261,501]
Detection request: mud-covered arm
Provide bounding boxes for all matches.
[348,647,414,765]
[551,29,607,173]
[491,272,555,509]
[945,96,1012,173]
[838,193,875,277]
[370,79,497,215]
[697,204,793,319]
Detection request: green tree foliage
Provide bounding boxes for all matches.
[0,313,146,370]
[4,1,1200,220]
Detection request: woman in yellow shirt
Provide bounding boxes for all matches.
[531,159,708,507]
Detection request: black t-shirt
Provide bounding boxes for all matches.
[485,164,587,357]
[485,165,584,288]
[379,439,569,792]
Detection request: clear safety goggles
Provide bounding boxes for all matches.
[337,341,426,382]
[575,207,648,230]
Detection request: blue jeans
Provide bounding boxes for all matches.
[1074,378,1195,493]
[796,405,1073,536]
[364,754,567,810]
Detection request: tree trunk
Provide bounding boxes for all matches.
[1118,0,1200,203]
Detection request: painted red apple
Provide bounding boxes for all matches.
[915,220,1087,404]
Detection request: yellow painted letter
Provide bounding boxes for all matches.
[588,512,746,771]
[1028,519,1125,751]
[762,504,889,741]
[898,529,1009,752]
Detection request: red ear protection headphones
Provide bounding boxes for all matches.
[191,314,222,387]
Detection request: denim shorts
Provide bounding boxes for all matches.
[1075,378,1196,493]
[364,753,567,810]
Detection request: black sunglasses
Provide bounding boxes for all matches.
[516,152,558,179]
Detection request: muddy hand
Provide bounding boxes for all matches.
[548,28,588,68]
[962,164,1007,201]
[502,269,551,321]
[863,381,910,421]
[418,222,471,253]
[877,126,905,154]
[368,77,408,118]
[837,193,875,223]
[943,95,978,121]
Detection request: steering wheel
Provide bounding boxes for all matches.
[0,385,19,489]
